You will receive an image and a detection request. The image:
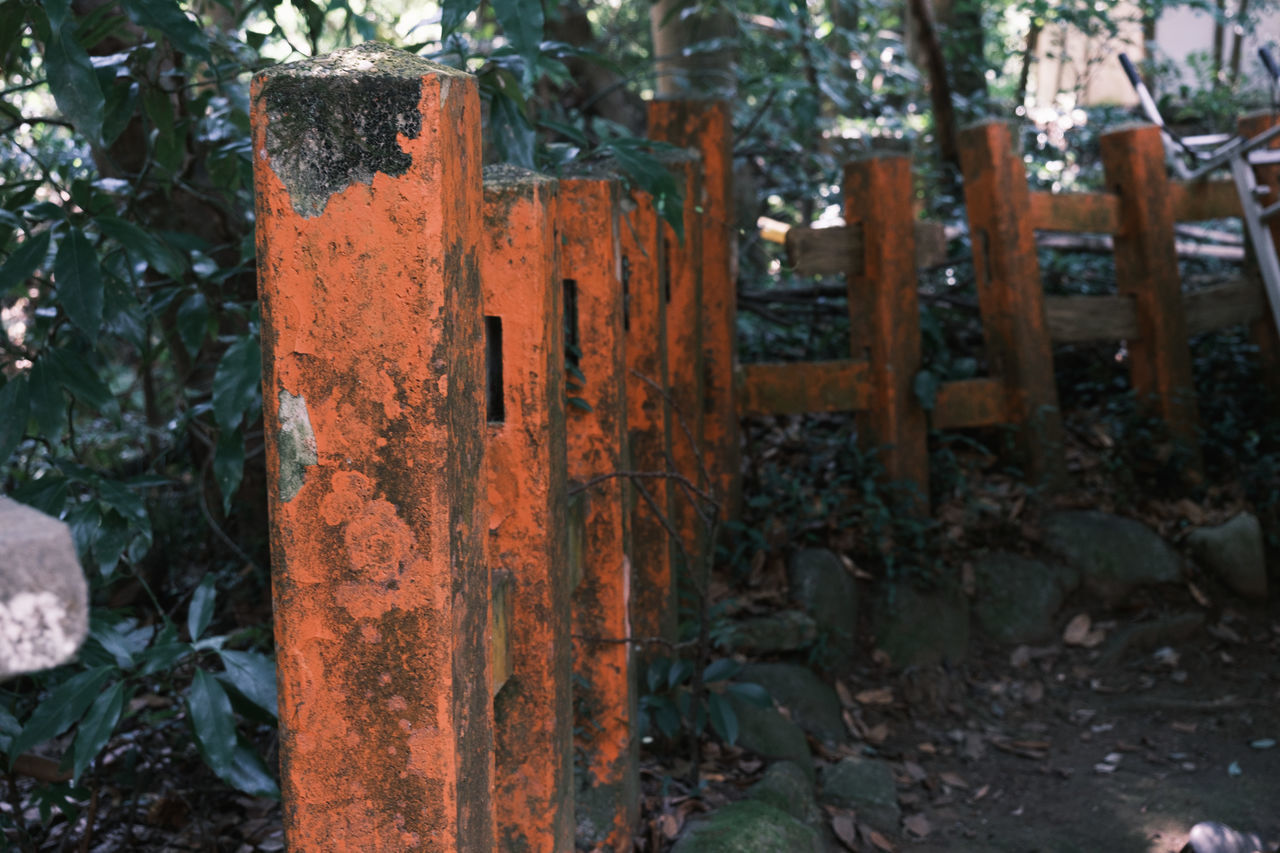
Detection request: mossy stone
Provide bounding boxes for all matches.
[672,801,823,853]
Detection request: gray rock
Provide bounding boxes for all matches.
[672,800,823,853]
[748,761,823,831]
[820,756,900,832]
[871,579,969,668]
[724,611,817,654]
[0,497,87,679]
[1184,821,1269,853]
[728,694,814,782]
[1043,511,1182,606]
[739,663,846,743]
[972,552,1076,644]
[788,549,858,660]
[1187,513,1268,600]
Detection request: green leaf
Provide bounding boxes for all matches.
[176,290,209,356]
[567,396,593,412]
[708,692,738,745]
[43,31,105,144]
[491,0,543,82]
[120,0,210,61]
[140,642,193,676]
[220,737,280,798]
[667,658,692,689]
[213,427,244,514]
[488,87,535,168]
[0,376,30,465]
[27,355,66,443]
[187,668,236,769]
[188,574,217,642]
[0,229,51,294]
[47,348,113,412]
[0,704,22,753]
[701,657,741,683]
[913,369,940,412]
[9,667,116,763]
[212,335,261,431]
[70,681,125,783]
[96,215,185,278]
[726,681,772,708]
[217,650,278,718]
[55,227,104,342]
[441,0,480,36]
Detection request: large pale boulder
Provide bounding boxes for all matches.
[1187,513,1268,601]
[0,497,88,679]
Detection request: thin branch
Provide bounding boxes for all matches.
[570,469,717,507]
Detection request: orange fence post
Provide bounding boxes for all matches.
[844,155,929,510]
[1237,110,1280,403]
[648,100,739,516]
[559,172,638,852]
[655,151,706,587]
[481,168,574,851]
[252,44,492,849]
[621,187,676,646]
[958,121,1066,486]
[1100,123,1204,476]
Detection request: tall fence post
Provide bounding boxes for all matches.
[1100,123,1204,477]
[958,121,1066,486]
[648,100,740,516]
[655,151,706,594]
[560,172,638,852]
[252,44,492,849]
[621,188,676,646]
[844,155,929,510]
[481,168,574,851]
[1237,111,1280,404]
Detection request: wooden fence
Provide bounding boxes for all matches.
[742,116,1280,507]
[252,44,735,851]
[250,42,1280,852]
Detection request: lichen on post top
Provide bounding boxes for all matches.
[253,42,471,219]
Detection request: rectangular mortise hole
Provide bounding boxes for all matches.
[662,238,672,304]
[621,255,631,332]
[563,279,581,371]
[485,316,504,423]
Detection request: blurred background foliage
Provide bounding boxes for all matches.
[0,0,1278,844]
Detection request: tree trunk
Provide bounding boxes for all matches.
[542,0,645,132]
[1017,20,1042,109]
[907,0,960,170]
[650,0,737,98]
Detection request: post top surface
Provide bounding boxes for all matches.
[483,163,556,189]
[1100,120,1159,138]
[256,41,470,85]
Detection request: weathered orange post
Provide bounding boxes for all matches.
[1237,111,1280,402]
[655,150,706,584]
[559,170,638,852]
[480,167,574,851]
[844,155,929,509]
[1101,124,1203,476]
[252,43,492,849]
[648,100,739,515]
[958,121,1066,486]
[621,187,676,645]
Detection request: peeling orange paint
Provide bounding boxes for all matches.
[481,168,575,853]
[560,173,638,852]
[647,101,739,515]
[253,43,492,851]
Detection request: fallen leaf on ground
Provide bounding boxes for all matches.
[856,687,895,705]
[939,771,968,788]
[971,785,990,802]
[831,814,858,850]
[865,723,890,745]
[1064,613,1092,645]
[657,813,680,839]
[1171,721,1197,734]
[835,680,855,708]
[1188,581,1211,608]
[862,826,896,851]
[904,814,932,838]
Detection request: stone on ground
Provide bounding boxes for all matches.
[0,497,88,679]
[671,800,823,853]
[972,551,1077,644]
[1042,511,1182,606]
[747,760,824,832]
[788,548,858,660]
[871,578,969,668]
[727,694,814,782]
[723,610,817,654]
[819,756,900,832]
[739,662,846,743]
[1186,513,1267,600]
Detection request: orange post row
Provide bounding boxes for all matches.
[480,167,575,852]
[655,151,707,590]
[958,121,1065,486]
[844,154,929,511]
[252,44,492,850]
[560,171,639,851]
[1100,123,1203,477]
[648,100,740,516]
[621,187,676,647]
[1237,111,1280,403]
